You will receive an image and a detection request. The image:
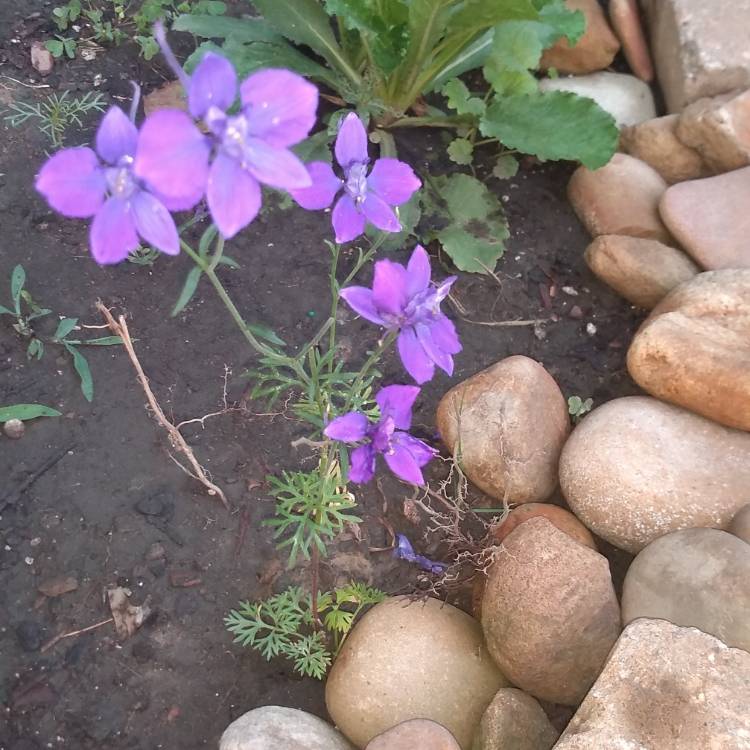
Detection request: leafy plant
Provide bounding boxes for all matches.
[51,0,82,31]
[226,582,386,678]
[568,395,593,422]
[0,404,62,422]
[46,35,78,59]
[4,90,106,148]
[127,244,161,266]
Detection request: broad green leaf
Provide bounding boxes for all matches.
[493,153,519,179]
[399,0,453,77]
[435,224,509,273]
[172,13,282,42]
[480,90,618,169]
[250,0,358,83]
[0,404,62,422]
[82,336,123,346]
[442,79,486,116]
[248,322,286,347]
[437,173,497,223]
[538,0,585,45]
[450,0,538,34]
[483,21,543,95]
[430,30,494,91]
[172,266,203,316]
[447,137,474,165]
[53,317,78,341]
[11,265,25,306]
[45,39,65,58]
[65,343,94,402]
[26,339,44,360]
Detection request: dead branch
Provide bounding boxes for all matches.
[96,301,230,510]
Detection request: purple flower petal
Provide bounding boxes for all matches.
[332,195,366,244]
[368,158,421,205]
[130,191,179,256]
[189,52,238,118]
[241,69,318,148]
[376,385,419,430]
[339,286,385,325]
[289,161,342,210]
[134,110,210,211]
[89,197,139,265]
[372,259,408,318]
[397,327,435,384]
[384,432,433,485]
[324,412,370,443]
[406,245,431,297]
[335,113,368,168]
[207,152,262,239]
[362,193,401,233]
[435,276,457,303]
[393,533,446,573]
[96,107,138,164]
[429,315,462,355]
[349,444,376,484]
[245,138,311,190]
[35,148,106,218]
[416,321,454,376]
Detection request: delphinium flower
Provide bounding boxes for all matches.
[339,245,461,384]
[324,385,436,485]
[149,24,317,239]
[289,112,421,244]
[393,533,446,574]
[35,102,207,264]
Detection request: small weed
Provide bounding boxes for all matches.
[568,395,594,422]
[127,245,161,267]
[46,35,78,59]
[4,90,106,148]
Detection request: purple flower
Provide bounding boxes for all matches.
[35,105,205,264]
[393,534,446,574]
[290,112,421,244]
[340,245,461,384]
[324,385,436,485]
[152,29,318,239]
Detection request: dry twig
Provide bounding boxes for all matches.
[96,301,230,510]
[40,617,113,653]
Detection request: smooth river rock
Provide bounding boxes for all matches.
[326,596,507,750]
[627,270,750,431]
[559,396,750,553]
[608,0,654,82]
[568,154,672,243]
[489,503,596,550]
[473,688,559,750]
[539,72,656,127]
[622,528,750,652]
[584,234,698,309]
[540,0,619,75]
[620,114,708,184]
[553,619,750,749]
[436,356,569,505]
[481,519,621,706]
[219,706,354,750]
[365,719,460,750]
[730,505,750,544]
[659,166,750,269]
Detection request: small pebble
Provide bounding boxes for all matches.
[569,305,584,320]
[3,419,25,439]
[562,286,579,296]
[586,323,598,335]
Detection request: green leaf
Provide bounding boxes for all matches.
[81,336,123,346]
[198,224,219,256]
[425,174,509,273]
[45,39,65,58]
[0,304,12,315]
[250,0,357,83]
[172,266,203,316]
[430,30,494,91]
[538,0,585,45]
[442,79,485,116]
[53,317,78,341]
[248,322,285,347]
[0,404,62,422]
[483,21,543,95]
[137,36,160,60]
[27,338,44,360]
[11,265,25,307]
[293,129,334,164]
[493,153,519,179]
[172,13,282,42]
[447,137,474,165]
[480,91,618,169]
[400,0,452,75]
[64,343,94,402]
[450,0,539,34]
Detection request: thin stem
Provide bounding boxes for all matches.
[345,329,398,410]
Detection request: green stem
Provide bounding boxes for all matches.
[345,329,398,410]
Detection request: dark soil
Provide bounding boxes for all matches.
[1,5,641,748]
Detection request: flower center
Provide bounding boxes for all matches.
[344,162,368,207]
[105,156,137,200]
[205,106,251,164]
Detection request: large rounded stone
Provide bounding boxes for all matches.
[622,528,750,652]
[559,396,750,553]
[490,503,596,550]
[436,356,569,505]
[627,270,750,431]
[474,688,559,750]
[553,619,750,749]
[540,0,620,75]
[219,706,354,750]
[481,518,621,706]
[326,596,507,750]
[584,234,698,309]
[730,504,750,544]
[365,719,460,750]
[567,154,672,243]
[608,0,654,82]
